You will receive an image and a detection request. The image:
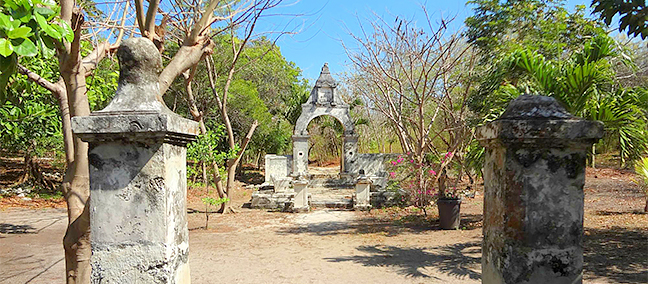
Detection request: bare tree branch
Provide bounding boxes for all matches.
[144,0,160,39]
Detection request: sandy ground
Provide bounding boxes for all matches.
[1,167,647,283]
[1,207,484,284]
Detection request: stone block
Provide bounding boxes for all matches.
[264,155,292,183]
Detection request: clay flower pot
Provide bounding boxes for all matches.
[437,198,461,229]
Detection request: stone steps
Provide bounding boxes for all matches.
[309,186,354,209]
[310,199,353,209]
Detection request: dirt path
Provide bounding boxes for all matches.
[0,208,67,284]
[189,208,482,284]
[1,167,646,283]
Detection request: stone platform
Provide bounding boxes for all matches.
[250,166,400,211]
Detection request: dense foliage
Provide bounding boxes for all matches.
[592,0,647,39]
[0,0,72,93]
[164,36,309,181]
[466,0,648,168]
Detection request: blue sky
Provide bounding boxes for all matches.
[256,0,594,81]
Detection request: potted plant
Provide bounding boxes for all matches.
[437,182,462,230]
[436,153,462,230]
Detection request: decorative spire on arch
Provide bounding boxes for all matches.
[315,63,338,88]
[308,63,342,107]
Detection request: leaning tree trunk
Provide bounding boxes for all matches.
[60,50,92,284]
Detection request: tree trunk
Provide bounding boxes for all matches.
[591,143,596,169]
[202,163,208,185]
[255,150,262,169]
[223,121,258,212]
[60,44,92,284]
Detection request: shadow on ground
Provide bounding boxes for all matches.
[325,241,482,280]
[0,223,36,235]
[239,168,265,185]
[594,210,647,216]
[0,255,63,283]
[584,226,648,283]
[277,213,482,237]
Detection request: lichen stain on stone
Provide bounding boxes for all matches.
[513,149,541,167]
[140,260,171,283]
[565,153,585,179]
[147,177,165,208]
[526,249,577,279]
[504,170,526,241]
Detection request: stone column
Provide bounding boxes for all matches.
[354,176,372,211]
[342,134,359,175]
[476,95,603,284]
[72,38,198,283]
[292,134,309,176]
[292,179,309,212]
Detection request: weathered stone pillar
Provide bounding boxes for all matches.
[292,135,309,177]
[292,179,309,212]
[354,176,372,211]
[476,95,603,284]
[72,38,198,283]
[342,134,358,174]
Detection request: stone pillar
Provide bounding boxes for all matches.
[292,179,309,212]
[292,135,309,176]
[354,176,372,211]
[72,38,198,283]
[476,95,603,284]
[342,134,358,174]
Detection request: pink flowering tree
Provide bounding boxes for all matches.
[344,9,477,199]
[387,151,462,215]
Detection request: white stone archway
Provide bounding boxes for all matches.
[292,63,358,177]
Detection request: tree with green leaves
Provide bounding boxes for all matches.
[465,0,605,61]
[466,0,647,168]
[592,0,647,40]
[471,35,647,167]
[176,26,305,213]
[2,0,291,282]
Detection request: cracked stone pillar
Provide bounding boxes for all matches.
[476,95,603,284]
[354,176,372,211]
[292,135,309,177]
[342,134,358,175]
[72,38,198,283]
[292,179,309,212]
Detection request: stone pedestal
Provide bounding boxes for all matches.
[354,176,372,211]
[272,177,293,193]
[292,179,309,212]
[72,38,198,283]
[477,95,603,284]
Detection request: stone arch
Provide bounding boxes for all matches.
[292,64,358,177]
[293,108,355,136]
